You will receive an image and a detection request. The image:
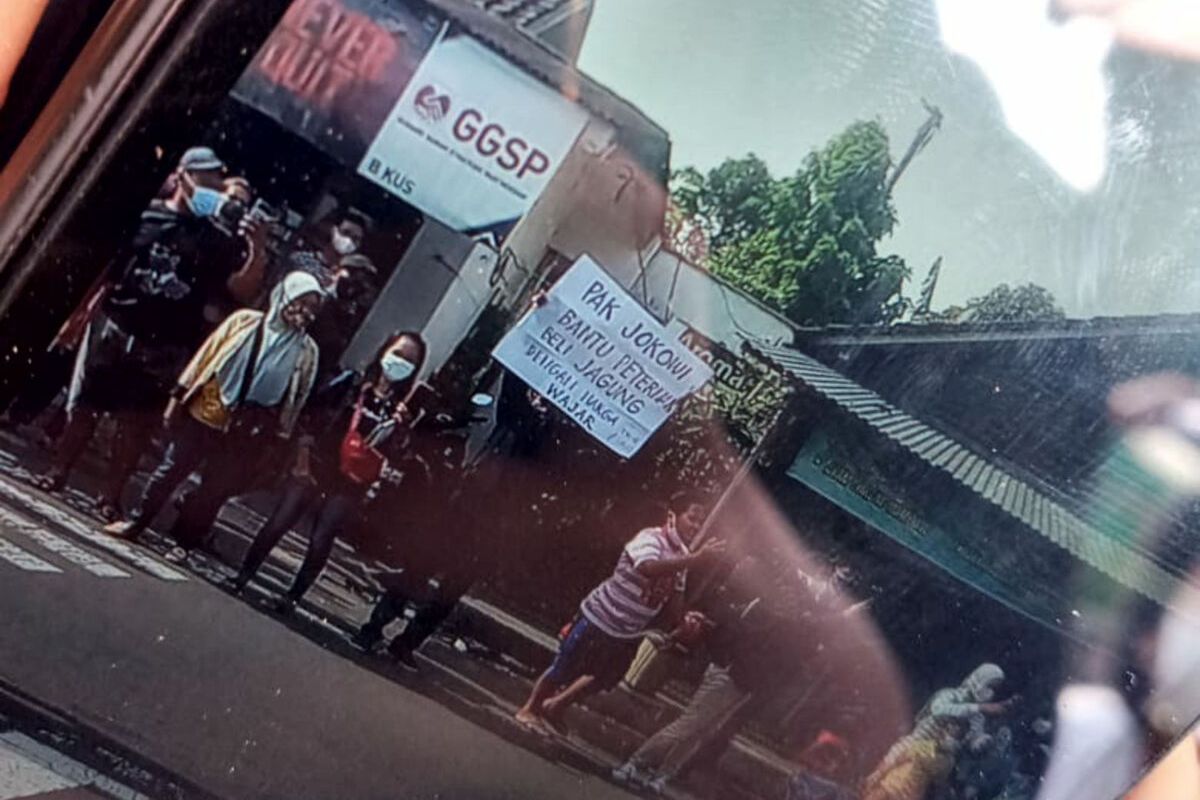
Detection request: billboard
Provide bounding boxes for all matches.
[358,33,590,233]
[493,256,713,458]
[232,0,442,165]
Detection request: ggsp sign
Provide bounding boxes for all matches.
[360,33,589,232]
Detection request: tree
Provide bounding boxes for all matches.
[670,156,774,252]
[671,121,912,327]
[959,283,1065,323]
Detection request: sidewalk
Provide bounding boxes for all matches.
[0,431,797,800]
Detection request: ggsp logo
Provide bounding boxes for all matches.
[413,85,450,122]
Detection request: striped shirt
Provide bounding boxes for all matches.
[580,525,690,639]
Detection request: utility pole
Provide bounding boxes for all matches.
[913,256,943,319]
[887,99,943,195]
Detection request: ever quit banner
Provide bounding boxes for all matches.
[493,256,713,458]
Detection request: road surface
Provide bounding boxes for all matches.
[0,473,633,800]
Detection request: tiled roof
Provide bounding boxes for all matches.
[471,0,591,32]
[748,342,1186,608]
[420,0,670,181]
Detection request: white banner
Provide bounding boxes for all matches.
[358,33,589,231]
[493,257,714,458]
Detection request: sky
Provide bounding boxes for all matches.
[577,0,1200,318]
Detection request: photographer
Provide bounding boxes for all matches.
[31,147,268,521]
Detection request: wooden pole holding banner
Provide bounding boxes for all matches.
[624,387,794,691]
[693,376,794,548]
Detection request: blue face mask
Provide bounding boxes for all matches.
[381,353,416,383]
[185,178,225,218]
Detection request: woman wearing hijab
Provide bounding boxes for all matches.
[920,663,1012,751]
[861,664,1016,800]
[228,331,427,613]
[104,271,323,562]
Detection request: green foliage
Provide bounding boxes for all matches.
[676,121,912,327]
[671,157,774,252]
[960,283,1065,323]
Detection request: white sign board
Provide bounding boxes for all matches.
[358,33,589,231]
[493,257,714,458]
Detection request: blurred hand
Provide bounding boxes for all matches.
[238,215,268,246]
[162,400,179,429]
[674,611,706,645]
[1107,373,1200,426]
[692,539,728,565]
[1059,0,1200,62]
[380,463,405,486]
[392,402,413,426]
[1127,733,1200,800]
[0,0,49,111]
[291,447,313,482]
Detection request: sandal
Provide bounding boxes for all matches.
[164,546,190,564]
[94,499,121,524]
[28,470,65,493]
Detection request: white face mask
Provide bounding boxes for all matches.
[381,353,416,383]
[332,230,358,256]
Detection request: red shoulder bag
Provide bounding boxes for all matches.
[339,389,386,485]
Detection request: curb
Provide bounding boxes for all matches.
[0,676,221,800]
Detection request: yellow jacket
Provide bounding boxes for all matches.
[174,309,318,438]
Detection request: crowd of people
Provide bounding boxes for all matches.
[3,144,417,592]
[510,498,1047,800]
[0,144,1059,800]
[0,143,555,676]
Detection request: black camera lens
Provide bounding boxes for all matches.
[218,198,246,227]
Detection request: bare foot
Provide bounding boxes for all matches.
[514,709,551,736]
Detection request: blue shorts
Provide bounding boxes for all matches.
[545,616,640,691]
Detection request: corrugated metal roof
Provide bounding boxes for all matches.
[795,312,1200,347]
[748,342,1184,607]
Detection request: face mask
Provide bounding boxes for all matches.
[281,299,317,330]
[185,178,226,218]
[332,230,358,255]
[381,353,416,383]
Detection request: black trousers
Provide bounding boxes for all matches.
[128,416,248,550]
[239,477,360,601]
[360,568,475,655]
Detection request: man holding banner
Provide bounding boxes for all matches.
[513,492,726,735]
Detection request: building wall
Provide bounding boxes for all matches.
[497,121,667,304]
[343,217,475,375]
[420,239,499,374]
[638,246,794,350]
